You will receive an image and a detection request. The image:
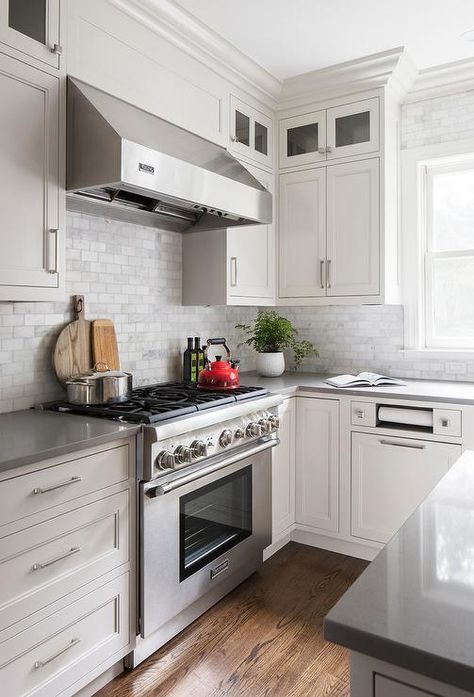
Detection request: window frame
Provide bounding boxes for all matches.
[402,138,474,355]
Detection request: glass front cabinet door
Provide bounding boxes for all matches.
[229,96,273,168]
[0,0,61,68]
[279,110,326,169]
[326,97,379,160]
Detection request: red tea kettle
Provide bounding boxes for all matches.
[198,338,240,391]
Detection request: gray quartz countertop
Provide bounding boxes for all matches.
[240,371,474,405]
[324,449,474,692]
[0,410,140,475]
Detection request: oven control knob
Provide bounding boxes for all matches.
[246,421,262,437]
[191,440,207,458]
[219,429,233,447]
[156,450,176,470]
[269,415,280,430]
[258,418,272,433]
[234,428,245,440]
[174,445,193,465]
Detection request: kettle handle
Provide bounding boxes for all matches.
[205,338,231,361]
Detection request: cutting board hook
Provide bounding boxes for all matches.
[73,294,84,319]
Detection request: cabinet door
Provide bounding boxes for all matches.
[229,96,273,168]
[351,433,461,544]
[295,398,339,532]
[326,158,380,297]
[272,398,296,542]
[279,110,326,168]
[0,52,60,295]
[228,165,274,301]
[279,168,326,298]
[326,97,379,160]
[0,0,61,68]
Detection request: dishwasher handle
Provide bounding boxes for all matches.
[145,437,279,497]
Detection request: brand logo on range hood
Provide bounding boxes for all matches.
[138,162,155,174]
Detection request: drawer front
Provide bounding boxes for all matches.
[0,491,129,632]
[433,409,462,438]
[0,574,130,697]
[351,401,377,427]
[375,675,443,696]
[0,443,130,529]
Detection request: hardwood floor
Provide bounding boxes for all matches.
[97,543,368,697]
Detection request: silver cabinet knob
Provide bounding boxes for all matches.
[318,146,326,154]
[191,440,207,458]
[230,135,240,143]
[174,445,194,464]
[156,450,176,470]
[326,145,334,153]
[50,43,62,55]
[234,428,245,440]
[219,429,233,447]
[246,422,262,437]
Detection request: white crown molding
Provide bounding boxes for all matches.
[107,0,282,108]
[406,57,474,103]
[278,47,418,110]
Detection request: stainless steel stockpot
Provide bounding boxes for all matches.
[66,366,132,405]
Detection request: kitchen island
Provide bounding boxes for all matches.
[324,448,474,696]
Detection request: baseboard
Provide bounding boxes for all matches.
[291,527,380,561]
[263,530,293,560]
[73,661,124,697]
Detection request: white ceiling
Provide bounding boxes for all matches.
[174,0,474,80]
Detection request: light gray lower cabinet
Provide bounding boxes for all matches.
[0,50,64,301]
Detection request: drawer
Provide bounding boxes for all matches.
[0,491,129,633]
[433,408,462,437]
[0,573,130,697]
[375,674,442,696]
[351,401,377,427]
[0,443,130,530]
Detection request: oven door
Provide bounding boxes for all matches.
[140,438,275,638]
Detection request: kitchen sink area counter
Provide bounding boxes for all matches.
[324,448,474,695]
[0,410,140,473]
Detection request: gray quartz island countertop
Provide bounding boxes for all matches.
[324,449,474,692]
[0,410,140,474]
[240,371,474,405]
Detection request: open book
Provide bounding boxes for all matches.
[326,372,406,388]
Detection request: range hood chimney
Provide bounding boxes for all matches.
[66,79,272,233]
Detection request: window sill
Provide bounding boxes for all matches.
[401,349,474,361]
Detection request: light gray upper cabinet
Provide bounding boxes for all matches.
[229,95,273,169]
[0,0,62,69]
[0,51,63,301]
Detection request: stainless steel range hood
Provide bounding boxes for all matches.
[66,79,272,233]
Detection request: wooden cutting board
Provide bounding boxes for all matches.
[92,319,120,371]
[53,295,93,386]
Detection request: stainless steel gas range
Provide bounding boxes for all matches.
[47,382,282,667]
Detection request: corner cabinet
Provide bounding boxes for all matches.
[0,51,64,301]
[182,163,275,306]
[0,0,62,69]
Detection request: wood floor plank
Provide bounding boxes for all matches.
[96,543,367,697]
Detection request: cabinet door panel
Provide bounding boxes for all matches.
[326,158,380,297]
[351,433,461,544]
[279,168,326,298]
[229,96,273,168]
[280,110,326,168]
[0,53,60,291]
[296,398,339,532]
[228,165,274,300]
[326,98,379,160]
[272,398,296,541]
[0,0,61,68]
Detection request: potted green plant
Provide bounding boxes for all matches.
[236,310,318,377]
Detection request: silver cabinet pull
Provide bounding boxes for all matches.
[326,259,332,288]
[380,440,426,450]
[441,418,450,427]
[230,256,238,287]
[355,410,365,418]
[46,228,58,274]
[34,638,80,669]
[50,43,63,55]
[319,259,325,289]
[33,476,82,495]
[32,546,81,572]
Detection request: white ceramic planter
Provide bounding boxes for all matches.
[256,352,285,377]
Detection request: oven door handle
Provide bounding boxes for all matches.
[145,437,279,497]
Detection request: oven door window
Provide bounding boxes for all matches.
[179,465,252,581]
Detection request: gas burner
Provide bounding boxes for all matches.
[47,382,269,424]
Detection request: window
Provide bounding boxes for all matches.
[424,158,474,349]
